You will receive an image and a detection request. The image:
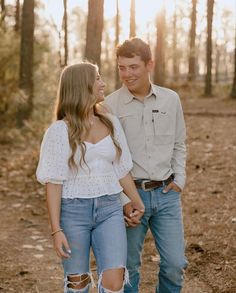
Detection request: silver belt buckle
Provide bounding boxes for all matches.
[141,180,153,191]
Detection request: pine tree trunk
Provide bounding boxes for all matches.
[85,0,104,68]
[115,0,121,89]
[204,0,214,96]
[18,0,34,126]
[0,0,6,29]
[215,43,220,83]
[129,0,136,38]
[231,46,236,98]
[14,0,20,32]
[172,2,179,81]
[188,0,197,81]
[154,9,166,86]
[63,0,68,66]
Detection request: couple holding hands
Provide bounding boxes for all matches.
[36,37,188,293]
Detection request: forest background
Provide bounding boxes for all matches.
[0,0,236,292]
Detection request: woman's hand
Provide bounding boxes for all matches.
[119,172,145,227]
[132,200,145,214]
[123,201,145,227]
[53,231,71,258]
[46,184,70,257]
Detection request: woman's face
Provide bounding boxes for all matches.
[93,73,105,103]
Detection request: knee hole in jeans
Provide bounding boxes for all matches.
[99,267,129,293]
[66,273,91,291]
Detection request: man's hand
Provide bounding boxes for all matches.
[123,202,144,227]
[163,181,182,193]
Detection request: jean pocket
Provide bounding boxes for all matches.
[164,189,180,196]
[98,194,121,209]
[105,193,121,201]
[61,198,88,209]
[61,198,75,205]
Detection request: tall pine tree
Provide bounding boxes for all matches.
[85,0,104,68]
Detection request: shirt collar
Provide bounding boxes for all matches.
[123,83,157,104]
[149,84,157,98]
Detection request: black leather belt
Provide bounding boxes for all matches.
[134,175,174,191]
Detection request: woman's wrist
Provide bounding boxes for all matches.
[132,200,145,211]
[51,228,63,236]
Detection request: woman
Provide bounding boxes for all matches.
[36,62,144,293]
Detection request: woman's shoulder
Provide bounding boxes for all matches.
[44,120,68,140]
[47,120,67,131]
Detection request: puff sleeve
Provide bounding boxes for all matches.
[36,121,70,185]
[111,115,133,179]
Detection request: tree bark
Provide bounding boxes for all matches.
[172,1,179,81]
[129,0,136,38]
[0,0,6,29]
[188,0,197,81]
[63,0,68,66]
[154,8,166,86]
[215,43,220,83]
[85,0,104,68]
[0,0,5,12]
[14,0,20,32]
[115,0,121,89]
[204,0,214,96]
[231,41,236,98]
[18,0,34,125]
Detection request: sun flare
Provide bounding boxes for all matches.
[40,0,236,55]
[43,0,176,39]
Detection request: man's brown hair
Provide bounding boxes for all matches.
[116,37,152,64]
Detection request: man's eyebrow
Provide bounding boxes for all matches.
[118,64,138,67]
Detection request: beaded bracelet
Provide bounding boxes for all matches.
[51,228,63,236]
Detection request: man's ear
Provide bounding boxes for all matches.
[147,60,154,72]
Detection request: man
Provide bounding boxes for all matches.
[105,38,188,293]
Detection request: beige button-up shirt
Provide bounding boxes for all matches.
[105,84,186,190]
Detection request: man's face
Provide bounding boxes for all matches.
[117,55,153,94]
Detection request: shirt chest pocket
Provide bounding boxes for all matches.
[153,112,175,144]
[118,114,139,147]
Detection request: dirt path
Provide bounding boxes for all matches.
[0,95,236,292]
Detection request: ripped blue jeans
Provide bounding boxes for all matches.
[60,193,128,293]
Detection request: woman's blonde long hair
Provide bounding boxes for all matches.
[55,62,121,169]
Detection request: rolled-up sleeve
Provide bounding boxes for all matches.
[112,115,133,180]
[36,121,70,185]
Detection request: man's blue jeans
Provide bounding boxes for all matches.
[124,186,188,293]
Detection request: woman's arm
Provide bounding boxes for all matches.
[110,116,144,225]
[119,173,144,210]
[46,183,71,258]
[46,183,62,232]
[119,173,145,226]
